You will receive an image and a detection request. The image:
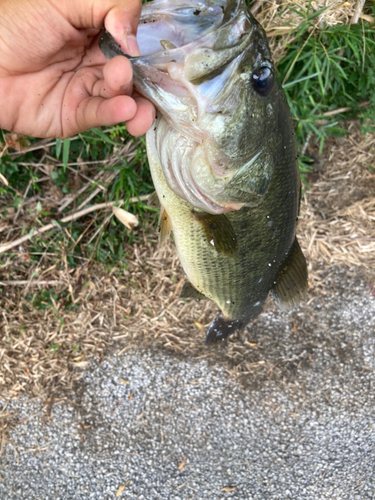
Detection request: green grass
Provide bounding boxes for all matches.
[277,3,375,155]
[1,2,374,268]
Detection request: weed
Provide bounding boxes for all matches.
[51,343,60,353]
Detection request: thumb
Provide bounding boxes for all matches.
[104,0,141,56]
[55,0,141,55]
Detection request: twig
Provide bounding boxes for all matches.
[65,165,107,191]
[86,212,113,246]
[250,1,263,15]
[302,132,313,156]
[350,0,366,25]
[315,101,370,124]
[73,141,137,213]
[322,101,369,117]
[7,136,79,158]
[0,196,149,254]
[13,181,32,224]
[74,171,118,212]
[16,159,110,167]
[0,280,65,287]
[57,171,105,212]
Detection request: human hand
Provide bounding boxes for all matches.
[0,0,155,139]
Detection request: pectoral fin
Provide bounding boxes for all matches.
[271,237,308,311]
[158,208,171,247]
[193,211,237,257]
[180,281,207,301]
[147,190,161,209]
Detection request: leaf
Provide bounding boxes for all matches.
[307,6,330,22]
[193,321,204,330]
[62,138,70,171]
[178,456,187,471]
[4,133,30,152]
[112,207,139,230]
[55,138,63,160]
[91,128,116,145]
[0,173,9,186]
[282,72,319,89]
[288,7,305,19]
[119,379,130,384]
[116,481,130,498]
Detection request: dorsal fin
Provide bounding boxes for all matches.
[193,211,238,257]
[180,281,207,301]
[157,208,171,247]
[271,237,308,311]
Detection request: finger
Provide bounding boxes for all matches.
[59,0,142,55]
[125,96,156,137]
[104,0,141,56]
[71,94,137,136]
[93,56,133,98]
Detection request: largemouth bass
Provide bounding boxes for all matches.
[100,0,308,344]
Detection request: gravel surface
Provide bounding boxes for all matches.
[0,267,374,499]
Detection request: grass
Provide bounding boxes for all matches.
[0,0,374,268]
[277,3,375,154]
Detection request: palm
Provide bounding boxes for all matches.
[0,0,154,138]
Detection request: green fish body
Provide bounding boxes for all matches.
[100,0,308,343]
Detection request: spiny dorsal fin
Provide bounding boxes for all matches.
[271,237,308,311]
[193,211,238,257]
[147,191,161,209]
[180,281,207,301]
[158,208,171,247]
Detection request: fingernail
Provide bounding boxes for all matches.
[123,34,140,57]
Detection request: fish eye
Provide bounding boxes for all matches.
[252,66,274,96]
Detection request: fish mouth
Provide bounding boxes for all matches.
[99,0,252,121]
[99,0,259,214]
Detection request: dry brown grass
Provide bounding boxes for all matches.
[299,122,375,276]
[1,122,374,401]
[255,0,366,61]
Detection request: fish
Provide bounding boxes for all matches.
[100,0,308,344]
